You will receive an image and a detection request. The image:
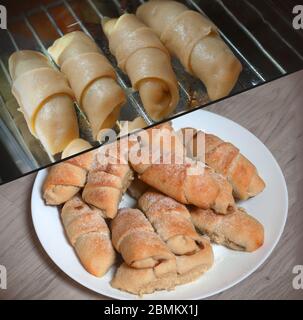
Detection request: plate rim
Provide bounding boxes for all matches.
[31,110,289,300]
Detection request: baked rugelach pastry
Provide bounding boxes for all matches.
[111,208,177,295]
[43,142,95,205]
[137,0,242,100]
[62,196,115,277]
[181,129,266,200]
[9,50,79,155]
[103,14,179,121]
[127,174,149,200]
[48,31,126,139]
[111,261,177,296]
[111,208,175,268]
[139,190,214,284]
[129,123,235,214]
[82,140,134,219]
[190,206,264,252]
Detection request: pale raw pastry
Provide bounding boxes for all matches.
[48,31,126,139]
[129,123,235,214]
[103,14,179,121]
[9,50,79,155]
[137,0,242,100]
[181,129,266,200]
[43,147,95,205]
[190,207,264,252]
[82,139,134,219]
[111,208,177,295]
[117,116,148,137]
[61,138,92,159]
[139,190,214,284]
[62,196,115,277]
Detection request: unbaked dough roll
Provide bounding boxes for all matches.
[103,14,179,121]
[118,116,148,137]
[48,31,126,139]
[61,138,92,159]
[9,50,79,155]
[137,0,242,100]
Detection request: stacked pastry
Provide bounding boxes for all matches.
[43,141,95,205]
[137,0,242,100]
[176,128,265,252]
[82,138,134,219]
[139,190,214,284]
[43,138,135,281]
[42,122,265,296]
[111,208,177,295]
[129,122,236,214]
[9,50,79,155]
[180,128,266,200]
[103,14,179,121]
[48,31,126,140]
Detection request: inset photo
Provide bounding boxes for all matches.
[0,0,302,302]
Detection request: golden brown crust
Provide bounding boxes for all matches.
[139,190,200,254]
[127,174,149,200]
[111,208,175,269]
[75,232,116,278]
[138,190,214,283]
[82,143,134,219]
[62,196,115,277]
[43,151,95,206]
[175,237,214,284]
[129,125,235,214]
[183,130,265,200]
[190,206,264,252]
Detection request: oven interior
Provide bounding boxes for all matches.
[0,0,302,183]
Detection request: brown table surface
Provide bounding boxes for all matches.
[0,71,303,300]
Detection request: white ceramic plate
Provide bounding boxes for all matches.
[31,110,288,300]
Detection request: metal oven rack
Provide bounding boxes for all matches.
[0,0,302,181]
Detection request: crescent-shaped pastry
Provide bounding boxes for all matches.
[48,31,126,139]
[103,14,179,121]
[9,50,79,155]
[137,0,242,100]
